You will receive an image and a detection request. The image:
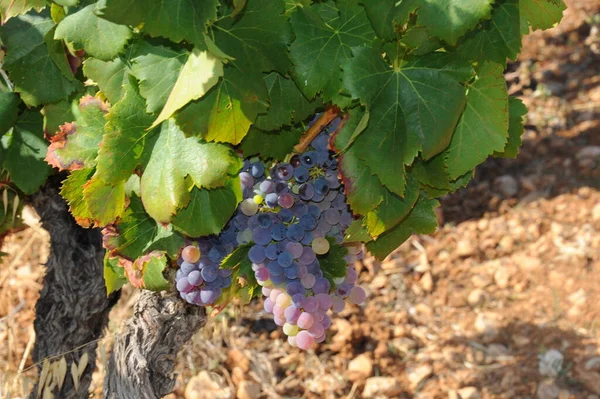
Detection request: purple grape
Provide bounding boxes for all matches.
[286,224,304,242]
[253,228,272,245]
[299,183,315,200]
[265,243,279,260]
[248,245,266,263]
[188,270,204,286]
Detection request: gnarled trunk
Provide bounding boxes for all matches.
[104,291,206,399]
[28,175,120,399]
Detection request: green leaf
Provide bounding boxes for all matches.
[104,254,127,295]
[343,48,472,195]
[445,62,509,179]
[0,92,19,136]
[360,0,417,40]
[495,96,527,158]
[254,72,320,131]
[0,0,45,21]
[82,57,131,104]
[290,0,376,101]
[239,127,303,161]
[221,244,251,271]
[1,10,77,106]
[416,0,494,45]
[365,180,420,237]
[332,106,369,154]
[46,96,108,171]
[140,120,242,222]
[42,100,76,136]
[97,0,218,47]
[172,179,242,237]
[367,195,439,260]
[152,48,224,128]
[213,0,292,75]
[103,196,183,260]
[95,79,156,184]
[458,0,522,65]
[410,154,451,191]
[81,177,126,227]
[140,252,170,291]
[3,110,51,194]
[337,145,384,215]
[284,0,312,16]
[344,218,372,243]
[519,0,565,31]
[60,168,94,227]
[55,4,132,60]
[318,237,348,285]
[176,67,268,145]
[130,42,187,113]
[218,244,259,306]
[54,0,78,6]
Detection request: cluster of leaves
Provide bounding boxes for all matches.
[0,0,564,295]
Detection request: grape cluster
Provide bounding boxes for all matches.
[176,116,367,349]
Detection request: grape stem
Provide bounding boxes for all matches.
[294,106,341,153]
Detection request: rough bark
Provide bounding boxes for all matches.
[104,291,207,399]
[28,175,120,399]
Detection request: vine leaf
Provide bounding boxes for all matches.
[103,254,127,295]
[95,78,155,184]
[81,177,126,227]
[318,238,348,285]
[42,100,76,136]
[54,4,132,61]
[130,42,187,113]
[97,0,218,47]
[360,0,417,40]
[458,0,522,65]
[0,10,78,106]
[417,0,494,45]
[0,0,46,21]
[0,92,19,136]
[214,0,292,75]
[46,96,108,171]
[344,218,372,243]
[240,127,303,162]
[367,195,439,260]
[365,179,420,237]
[519,0,566,31]
[343,48,472,196]
[445,61,509,179]
[3,110,51,194]
[290,0,376,101]
[253,72,320,131]
[176,68,268,145]
[122,251,169,290]
[103,196,184,260]
[337,145,384,215]
[172,179,243,237]
[82,57,130,105]
[152,49,224,128]
[140,120,242,222]
[495,96,528,158]
[60,168,94,228]
[217,244,259,307]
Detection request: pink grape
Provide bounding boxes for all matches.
[284,305,301,322]
[296,331,315,350]
[181,246,201,263]
[331,296,345,313]
[264,298,275,313]
[349,286,366,305]
[303,297,318,313]
[313,310,325,322]
[308,322,324,338]
[316,293,332,310]
[297,312,314,329]
[288,336,297,347]
[315,333,327,343]
[255,267,270,281]
[274,316,286,326]
[273,304,285,318]
[269,288,283,302]
[301,274,316,289]
[262,287,272,297]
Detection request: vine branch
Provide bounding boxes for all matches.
[294,106,341,153]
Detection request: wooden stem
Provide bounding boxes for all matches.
[294,106,341,153]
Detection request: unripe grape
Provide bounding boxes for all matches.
[283,323,299,336]
[181,245,201,263]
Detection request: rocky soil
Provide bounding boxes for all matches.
[1,1,599,398]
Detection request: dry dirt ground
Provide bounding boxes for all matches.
[2,1,600,398]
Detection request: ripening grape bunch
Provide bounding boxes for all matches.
[176,116,367,350]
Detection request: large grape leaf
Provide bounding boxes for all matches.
[343,48,472,196]
[284,0,312,16]
[254,72,320,131]
[365,179,420,237]
[217,244,259,307]
[367,195,439,260]
[3,110,51,194]
[95,79,155,184]
[46,97,108,171]
[457,0,522,65]
[239,127,303,161]
[172,179,242,237]
[360,0,417,40]
[152,49,224,128]
[495,96,528,159]
[130,42,187,113]
[103,196,184,260]
[1,10,77,106]
[42,100,76,136]
[83,57,131,105]
[0,0,45,21]
[60,168,94,227]
[213,0,292,75]
[103,254,127,295]
[444,62,509,179]
[140,120,242,222]
[290,0,376,101]
[81,176,126,226]
[54,4,132,60]
[520,0,566,31]
[337,145,384,215]
[96,0,218,47]
[175,67,268,145]
[0,92,19,136]
[319,238,348,285]
[416,0,494,45]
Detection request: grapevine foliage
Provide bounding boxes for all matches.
[0,1,564,311]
